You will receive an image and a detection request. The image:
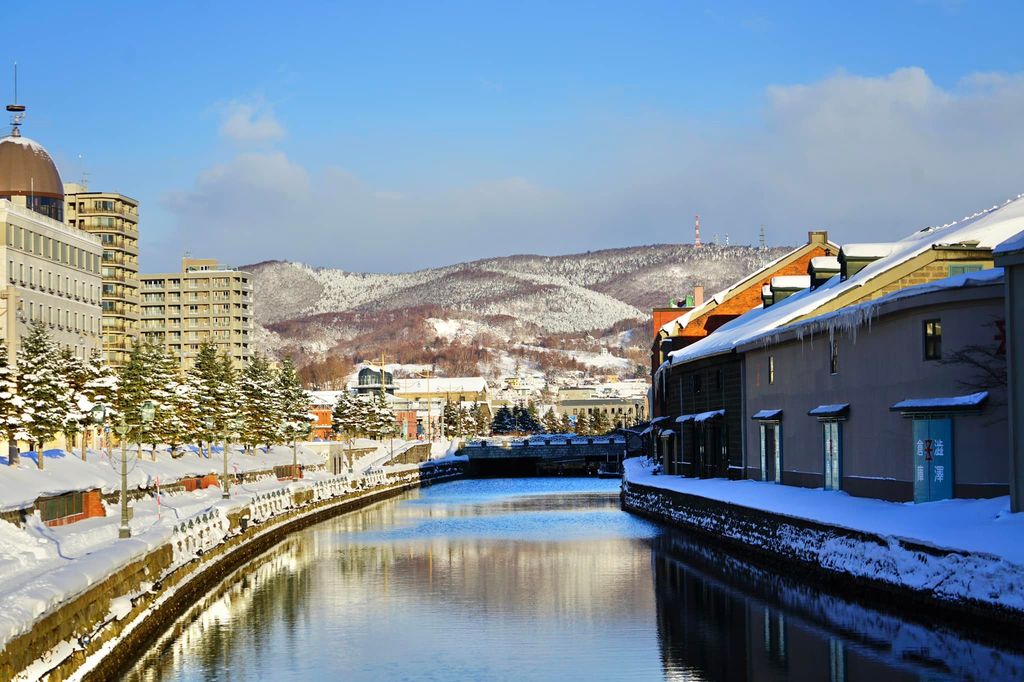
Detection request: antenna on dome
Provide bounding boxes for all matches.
[6,62,25,137]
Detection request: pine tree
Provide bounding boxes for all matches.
[542,408,560,433]
[560,413,574,433]
[366,391,397,439]
[491,406,515,434]
[471,403,489,436]
[81,349,117,458]
[18,322,68,468]
[115,341,152,456]
[58,348,88,458]
[0,342,25,464]
[277,357,310,444]
[575,412,591,436]
[150,346,196,458]
[331,391,358,439]
[240,353,277,453]
[590,409,611,436]
[187,341,229,454]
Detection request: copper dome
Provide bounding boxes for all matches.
[0,134,64,199]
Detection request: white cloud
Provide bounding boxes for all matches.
[218,101,286,143]
[166,68,1024,271]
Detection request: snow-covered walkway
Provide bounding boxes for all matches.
[624,457,1024,565]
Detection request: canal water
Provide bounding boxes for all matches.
[124,479,1023,681]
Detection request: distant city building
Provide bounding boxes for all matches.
[0,106,103,361]
[64,184,140,367]
[139,257,254,369]
[353,364,395,394]
[556,383,647,429]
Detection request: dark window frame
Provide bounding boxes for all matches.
[923,318,942,361]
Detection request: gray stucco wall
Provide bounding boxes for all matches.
[741,286,1007,501]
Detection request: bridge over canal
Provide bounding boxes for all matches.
[459,436,627,476]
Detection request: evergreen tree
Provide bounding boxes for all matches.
[471,403,489,436]
[0,342,26,464]
[239,353,278,453]
[277,358,311,444]
[590,409,611,435]
[115,341,153,455]
[366,391,397,439]
[81,349,117,455]
[575,412,591,436]
[331,391,359,439]
[560,413,574,434]
[18,322,68,468]
[542,408,561,434]
[58,348,89,458]
[187,341,229,454]
[151,346,196,458]
[490,406,515,434]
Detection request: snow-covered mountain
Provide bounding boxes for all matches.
[246,243,791,379]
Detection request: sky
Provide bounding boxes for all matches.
[5,1,1024,273]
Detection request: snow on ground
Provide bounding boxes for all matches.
[0,446,323,513]
[624,458,1024,564]
[427,318,510,344]
[0,439,452,653]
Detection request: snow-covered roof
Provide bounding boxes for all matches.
[994,229,1024,256]
[841,243,897,260]
[751,409,782,420]
[656,238,837,337]
[394,377,487,394]
[808,403,849,417]
[770,275,810,290]
[890,391,988,412]
[661,194,1024,372]
[761,284,772,296]
[810,256,840,271]
[676,409,725,423]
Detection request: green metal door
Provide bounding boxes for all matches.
[913,418,954,502]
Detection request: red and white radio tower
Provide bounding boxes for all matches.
[694,215,702,249]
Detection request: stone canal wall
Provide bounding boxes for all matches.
[621,478,1024,635]
[3,461,464,682]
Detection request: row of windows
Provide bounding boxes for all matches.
[22,302,100,335]
[140,290,248,302]
[140,303,244,314]
[751,319,943,387]
[5,224,101,275]
[141,276,250,289]
[8,260,100,305]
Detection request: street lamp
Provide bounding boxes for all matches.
[221,419,241,499]
[112,399,155,539]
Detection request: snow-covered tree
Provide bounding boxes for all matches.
[471,403,489,436]
[574,412,591,436]
[187,341,230,454]
[365,391,398,439]
[58,348,89,458]
[590,409,611,435]
[542,408,560,433]
[239,353,279,453]
[277,358,311,444]
[491,406,515,434]
[150,345,196,458]
[0,342,26,464]
[18,322,68,468]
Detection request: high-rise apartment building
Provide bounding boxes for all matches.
[63,184,139,367]
[139,258,254,369]
[0,107,103,362]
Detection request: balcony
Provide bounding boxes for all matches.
[76,205,139,223]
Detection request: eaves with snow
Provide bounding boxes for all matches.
[657,193,1024,377]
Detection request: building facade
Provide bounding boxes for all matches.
[63,184,139,367]
[139,258,254,368]
[741,278,1007,501]
[0,116,103,362]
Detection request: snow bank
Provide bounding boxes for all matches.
[624,458,1024,614]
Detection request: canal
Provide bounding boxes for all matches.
[125,478,1023,681]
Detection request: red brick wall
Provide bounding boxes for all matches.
[677,246,830,344]
[311,406,335,440]
[44,490,106,527]
[653,308,690,337]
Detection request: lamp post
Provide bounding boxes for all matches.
[112,399,155,539]
[222,419,241,499]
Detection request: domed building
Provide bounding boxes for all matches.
[0,104,103,366]
[0,110,65,221]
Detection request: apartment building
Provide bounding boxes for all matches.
[63,184,140,367]
[0,117,103,361]
[139,258,254,369]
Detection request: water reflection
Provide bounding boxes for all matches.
[124,479,1023,682]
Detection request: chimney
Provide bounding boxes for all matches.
[808,230,828,245]
[693,286,704,307]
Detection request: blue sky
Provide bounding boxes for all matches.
[6,1,1024,272]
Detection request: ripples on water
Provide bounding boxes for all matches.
[125,478,1024,681]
